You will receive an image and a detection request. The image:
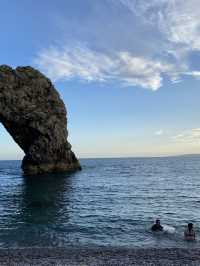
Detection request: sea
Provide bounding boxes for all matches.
[0,156,200,249]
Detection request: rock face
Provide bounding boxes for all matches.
[0,65,81,175]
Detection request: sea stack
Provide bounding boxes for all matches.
[0,65,81,175]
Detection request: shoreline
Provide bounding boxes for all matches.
[0,247,200,265]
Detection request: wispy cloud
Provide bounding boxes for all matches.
[34,46,115,83]
[118,0,200,54]
[35,45,184,91]
[172,128,200,144]
[155,130,163,136]
[34,0,200,90]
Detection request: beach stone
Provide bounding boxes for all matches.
[0,248,200,265]
[0,65,81,175]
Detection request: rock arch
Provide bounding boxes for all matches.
[0,65,81,175]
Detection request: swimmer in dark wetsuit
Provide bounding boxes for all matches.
[151,219,163,231]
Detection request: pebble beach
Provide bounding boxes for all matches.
[0,248,200,266]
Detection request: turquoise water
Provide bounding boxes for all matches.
[0,156,200,248]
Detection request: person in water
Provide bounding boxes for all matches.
[151,219,163,231]
[184,223,195,241]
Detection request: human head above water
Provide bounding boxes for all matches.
[188,223,193,230]
[156,219,160,225]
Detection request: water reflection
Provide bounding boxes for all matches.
[1,158,200,248]
[0,170,75,247]
[20,172,73,225]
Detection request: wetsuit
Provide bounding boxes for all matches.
[151,224,163,231]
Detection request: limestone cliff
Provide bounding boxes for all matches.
[0,65,81,175]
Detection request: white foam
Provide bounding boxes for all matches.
[163,225,175,234]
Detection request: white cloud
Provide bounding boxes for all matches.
[155,130,163,136]
[117,52,168,90]
[118,0,200,52]
[159,1,200,51]
[186,71,200,78]
[34,46,116,82]
[34,0,200,90]
[117,0,200,82]
[35,45,181,91]
[172,128,200,144]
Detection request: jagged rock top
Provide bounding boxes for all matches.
[0,65,81,175]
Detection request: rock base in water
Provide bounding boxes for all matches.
[0,65,81,175]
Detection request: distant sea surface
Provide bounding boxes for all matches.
[0,156,200,248]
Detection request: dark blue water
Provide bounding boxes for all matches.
[0,156,200,248]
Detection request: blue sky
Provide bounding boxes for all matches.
[0,0,200,159]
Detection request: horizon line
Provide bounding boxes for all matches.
[0,153,200,161]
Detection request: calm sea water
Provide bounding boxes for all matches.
[0,156,200,248]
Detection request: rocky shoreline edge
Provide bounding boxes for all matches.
[0,247,200,265]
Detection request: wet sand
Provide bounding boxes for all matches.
[0,247,200,265]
